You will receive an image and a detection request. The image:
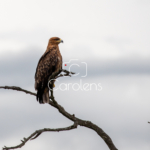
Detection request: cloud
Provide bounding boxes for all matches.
[0,48,150,88]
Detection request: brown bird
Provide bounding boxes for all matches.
[34,37,63,104]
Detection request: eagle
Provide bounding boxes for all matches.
[34,37,63,104]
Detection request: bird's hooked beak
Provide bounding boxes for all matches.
[60,39,63,43]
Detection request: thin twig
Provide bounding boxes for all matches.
[2,123,78,150]
[0,86,36,96]
[48,69,75,81]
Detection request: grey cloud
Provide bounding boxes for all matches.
[0,47,42,87]
[87,56,150,76]
[0,47,150,85]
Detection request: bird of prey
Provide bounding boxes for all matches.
[34,37,63,104]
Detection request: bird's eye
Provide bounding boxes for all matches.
[55,38,59,41]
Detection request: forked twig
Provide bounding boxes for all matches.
[2,122,78,150]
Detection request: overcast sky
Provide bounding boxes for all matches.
[0,0,150,150]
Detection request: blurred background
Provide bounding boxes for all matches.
[0,0,150,150]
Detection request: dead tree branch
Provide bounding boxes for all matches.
[0,86,36,96]
[1,69,118,150]
[49,89,118,150]
[2,122,78,150]
[48,69,75,81]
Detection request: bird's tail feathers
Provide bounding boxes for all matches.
[37,87,49,104]
[42,87,49,103]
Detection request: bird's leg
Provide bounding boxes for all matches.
[48,79,55,91]
[53,83,55,88]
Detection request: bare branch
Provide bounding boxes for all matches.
[49,89,118,150]
[0,70,74,96]
[0,69,74,97]
[2,122,78,150]
[49,69,75,81]
[1,70,118,150]
[0,86,36,96]
[1,86,118,150]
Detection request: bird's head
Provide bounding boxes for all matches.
[48,37,63,45]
